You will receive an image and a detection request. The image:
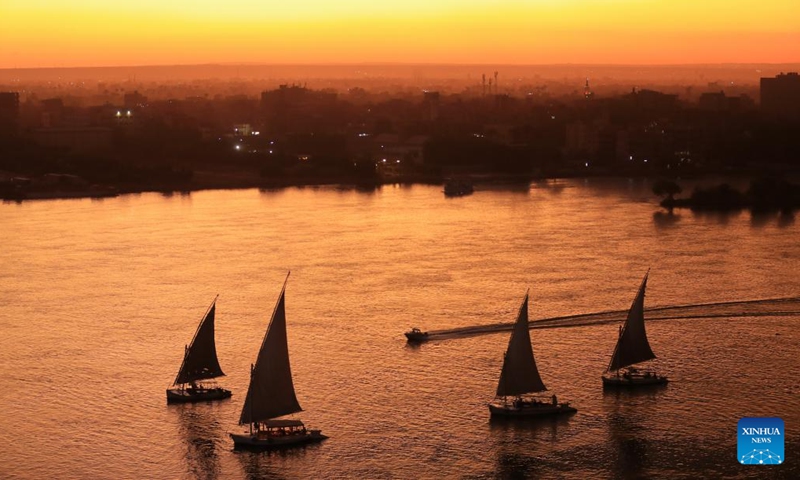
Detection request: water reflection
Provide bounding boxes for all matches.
[530,178,566,194]
[236,452,287,480]
[480,182,532,194]
[258,187,284,196]
[602,385,668,478]
[159,190,193,201]
[652,210,681,228]
[489,413,573,441]
[494,450,547,479]
[606,410,650,479]
[751,210,797,228]
[601,383,669,402]
[175,404,223,480]
[352,183,382,194]
[778,211,795,228]
[690,209,742,225]
[235,446,322,480]
[489,414,575,478]
[751,210,778,228]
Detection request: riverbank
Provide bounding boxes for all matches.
[1,168,542,202]
[3,167,798,203]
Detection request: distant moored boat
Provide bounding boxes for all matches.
[443,178,474,197]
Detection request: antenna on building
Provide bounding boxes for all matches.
[482,73,486,97]
[494,71,498,95]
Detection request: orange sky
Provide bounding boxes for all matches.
[1,0,798,68]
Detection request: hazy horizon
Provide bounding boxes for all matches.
[3,62,798,89]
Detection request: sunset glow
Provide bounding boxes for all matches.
[1,0,798,67]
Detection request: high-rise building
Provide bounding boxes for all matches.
[760,72,800,118]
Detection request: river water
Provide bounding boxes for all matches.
[1,179,798,479]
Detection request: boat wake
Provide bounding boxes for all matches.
[413,296,800,342]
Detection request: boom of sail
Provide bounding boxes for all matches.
[239,276,302,425]
[496,292,547,397]
[606,272,656,372]
[174,297,225,385]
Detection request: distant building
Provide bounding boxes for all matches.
[233,123,252,137]
[124,91,148,109]
[627,88,679,112]
[40,98,65,127]
[370,133,428,166]
[30,127,113,153]
[261,84,338,134]
[0,91,20,134]
[565,121,600,156]
[698,91,728,111]
[698,91,755,113]
[422,91,440,121]
[761,72,800,118]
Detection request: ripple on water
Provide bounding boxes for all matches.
[0,181,798,479]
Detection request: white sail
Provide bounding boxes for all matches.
[607,272,656,371]
[496,292,547,397]
[239,273,303,425]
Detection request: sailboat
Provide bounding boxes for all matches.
[230,273,326,449]
[602,271,668,387]
[166,296,232,403]
[488,291,577,417]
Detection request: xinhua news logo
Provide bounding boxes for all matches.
[738,417,784,465]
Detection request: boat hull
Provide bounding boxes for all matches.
[602,374,668,387]
[166,387,232,404]
[230,430,327,450]
[404,332,429,342]
[488,402,577,417]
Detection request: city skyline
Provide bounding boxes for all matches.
[1,0,799,69]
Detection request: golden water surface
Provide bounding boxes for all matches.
[1,179,798,479]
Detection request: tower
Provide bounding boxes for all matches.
[584,78,594,99]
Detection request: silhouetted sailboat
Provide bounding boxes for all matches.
[230,273,326,449]
[166,296,232,403]
[488,291,577,417]
[602,271,668,387]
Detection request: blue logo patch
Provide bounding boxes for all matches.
[738,417,784,465]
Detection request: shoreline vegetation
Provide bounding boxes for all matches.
[656,177,800,213]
